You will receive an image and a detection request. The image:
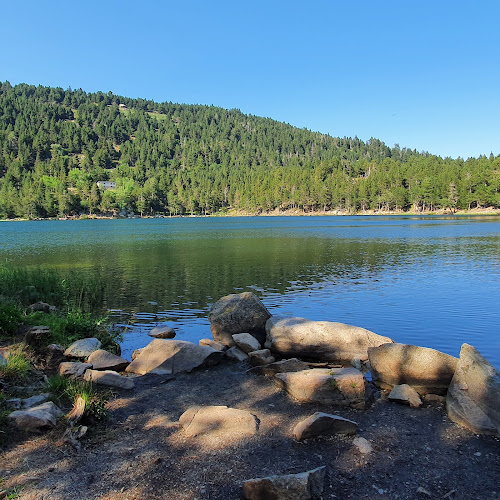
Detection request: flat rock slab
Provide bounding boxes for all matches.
[86,349,130,371]
[446,343,500,436]
[208,292,271,346]
[247,358,310,376]
[59,362,92,379]
[243,466,326,500]
[64,338,102,359]
[389,384,423,408]
[275,368,366,409]
[84,369,135,389]
[179,405,259,446]
[368,343,458,395]
[126,339,224,375]
[148,326,176,339]
[232,333,261,354]
[294,412,358,440]
[265,316,393,362]
[8,402,63,430]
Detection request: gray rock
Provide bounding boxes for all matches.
[293,412,358,441]
[148,325,176,339]
[8,402,63,430]
[199,338,227,351]
[353,436,372,454]
[6,398,21,410]
[368,343,458,395]
[248,349,275,366]
[28,302,55,313]
[247,358,311,376]
[275,367,366,409]
[86,349,129,371]
[0,353,7,367]
[232,333,261,354]
[351,358,363,370]
[64,338,102,359]
[225,346,249,361]
[208,292,271,346]
[243,466,326,500]
[84,369,134,390]
[265,316,393,362]
[126,339,224,375]
[388,384,423,408]
[446,343,500,436]
[59,362,92,379]
[179,405,259,440]
[22,393,50,409]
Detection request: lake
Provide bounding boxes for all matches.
[1,215,499,368]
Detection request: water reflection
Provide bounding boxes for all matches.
[1,216,499,366]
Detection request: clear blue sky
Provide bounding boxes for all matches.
[1,0,499,159]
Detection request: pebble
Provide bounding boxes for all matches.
[473,452,481,457]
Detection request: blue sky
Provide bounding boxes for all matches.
[1,0,499,159]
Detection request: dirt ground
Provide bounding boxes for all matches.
[1,359,499,500]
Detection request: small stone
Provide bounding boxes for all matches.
[84,369,134,390]
[232,333,261,354]
[353,436,372,454]
[225,346,249,361]
[388,384,423,408]
[86,349,129,371]
[351,358,362,370]
[22,393,50,409]
[8,402,63,430]
[148,326,176,339]
[199,339,227,351]
[473,452,481,457]
[417,486,432,497]
[64,338,102,359]
[6,399,21,410]
[131,348,143,360]
[59,362,92,379]
[243,466,326,500]
[248,349,275,366]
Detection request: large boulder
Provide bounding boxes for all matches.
[64,338,102,359]
[208,292,271,346]
[179,405,259,441]
[293,412,358,441]
[8,402,63,430]
[446,344,500,436]
[86,349,129,371]
[368,343,458,395]
[125,339,224,375]
[243,466,326,500]
[84,369,134,390]
[275,368,366,409]
[265,316,393,362]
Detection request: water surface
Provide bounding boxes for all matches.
[1,215,499,367]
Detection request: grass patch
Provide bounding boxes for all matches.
[46,376,109,422]
[0,346,32,381]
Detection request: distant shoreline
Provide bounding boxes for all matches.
[1,206,499,222]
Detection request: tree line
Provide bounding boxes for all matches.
[0,81,498,218]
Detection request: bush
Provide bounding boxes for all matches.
[0,301,23,338]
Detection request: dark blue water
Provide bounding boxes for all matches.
[1,215,499,367]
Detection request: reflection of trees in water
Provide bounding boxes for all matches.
[63,235,498,315]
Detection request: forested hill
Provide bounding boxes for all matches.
[0,82,498,218]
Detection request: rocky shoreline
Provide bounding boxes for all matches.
[1,292,499,499]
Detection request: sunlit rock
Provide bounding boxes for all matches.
[368,343,458,395]
[265,316,393,362]
[446,344,500,436]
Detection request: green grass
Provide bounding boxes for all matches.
[0,347,32,381]
[46,375,109,421]
[0,264,107,311]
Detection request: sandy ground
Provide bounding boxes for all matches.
[1,360,499,500]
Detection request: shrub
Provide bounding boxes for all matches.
[0,301,23,338]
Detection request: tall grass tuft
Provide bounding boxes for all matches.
[0,264,108,312]
[0,346,32,381]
